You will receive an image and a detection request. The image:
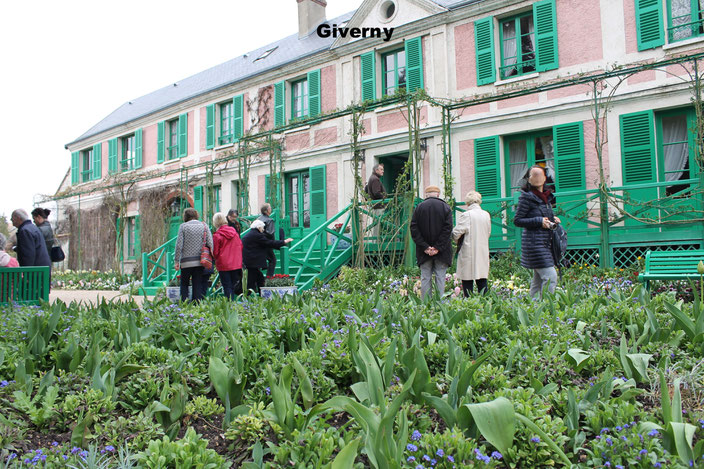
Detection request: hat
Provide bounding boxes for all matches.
[425,185,441,194]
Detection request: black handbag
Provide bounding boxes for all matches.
[50,246,65,262]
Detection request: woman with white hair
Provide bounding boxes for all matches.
[241,219,293,294]
[0,233,19,268]
[452,191,491,296]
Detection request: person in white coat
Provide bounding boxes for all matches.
[452,191,491,296]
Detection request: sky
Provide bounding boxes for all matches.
[0,0,362,220]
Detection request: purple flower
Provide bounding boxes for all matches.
[436,449,444,457]
[407,456,416,462]
[411,430,422,441]
[647,429,660,437]
[265,387,271,395]
[407,444,418,452]
[531,436,541,443]
[422,454,431,462]
[447,455,455,462]
[491,451,503,460]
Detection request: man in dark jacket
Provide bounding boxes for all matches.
[410,186,453,299]
[11,209,51,268]
[242,220,293,294]
[257,203,277,277]
[366,163,386,240]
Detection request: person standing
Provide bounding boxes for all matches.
[241,220,293,295]
[226,209,242,234]
[11,209,51,268]
[257,203,277,277]
[410,186,453,299]
[174,208,213,302]
[366,163,386,240]
[452,191,492,296]
[0,234,19,268]
[31,208,55,259]
[514,165,562,299]
[212,212,243,299]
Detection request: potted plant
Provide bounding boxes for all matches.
[260,274,297,299]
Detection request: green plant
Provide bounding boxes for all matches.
[61,388,116,429]
[93,412,164,451]
[265,274,295,287]
[269,424,354,468]
[144,379,187,440]
[11,385,59,428]
[119,368,164,413]
[185,396,223,418]
[137,427,231,469]
[400,427,501,468]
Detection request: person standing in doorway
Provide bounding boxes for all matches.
[257,203,277,277]
[366,163,386,240]
[410,186,453,299]
[514,165,561,299]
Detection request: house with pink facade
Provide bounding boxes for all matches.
[58,0,704,283]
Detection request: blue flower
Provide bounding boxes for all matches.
[531,436,540,443]
[407,456,416,462]
[411,430,422,441]
[606,437,613,446]
[491,451,503,460]
[407,444,418,452]
[422,454,431,462]
[639,449,648,455]
[654,463,662,468]
[600,427,610,434]
[647,429,660,437]
[615,426,622,431]
[447,455,455,462]
[436,449,444,457]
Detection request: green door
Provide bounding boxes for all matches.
[285,170,312,245]
[167,197,188,240]
[378,154,411,243]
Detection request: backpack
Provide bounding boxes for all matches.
[551,224,568,267]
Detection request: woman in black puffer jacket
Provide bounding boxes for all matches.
[513,165,561,298]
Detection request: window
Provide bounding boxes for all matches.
[667,0,704,41]
[212,184,222,213]
[291,78,309,120]
[232,180,247,213]
[382,49,406,95]
[120,134,136,172]
[81,148,93,183]
[126,217,136,259]
[285,171,311,229]
[505,131,554,194]
[219,102,234,145]
[657,109,696,196]
[500,13,536,79]
[167,119,179,160]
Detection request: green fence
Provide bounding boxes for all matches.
[0,266,51,305]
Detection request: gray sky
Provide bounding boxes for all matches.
[0,0,362,219]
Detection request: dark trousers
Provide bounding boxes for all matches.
[462,278,488,297]
[265,249,276,277]
[180,266,205,302]
[246,268,265,295]
[220,269,243,299]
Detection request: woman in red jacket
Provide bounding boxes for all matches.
[212,213,243,299]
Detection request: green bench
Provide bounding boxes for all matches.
[0,266,51,305]
[637,250,704,290]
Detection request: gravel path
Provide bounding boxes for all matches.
[49,290,154,305]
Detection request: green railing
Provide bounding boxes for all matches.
[0,266,50,305]
[141,237,177,294]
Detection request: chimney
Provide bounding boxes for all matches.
[298,0,327,39]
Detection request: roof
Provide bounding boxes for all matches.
[67,0,476,147]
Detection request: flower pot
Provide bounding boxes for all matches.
[166,286,191,302]
[260,286,298,299]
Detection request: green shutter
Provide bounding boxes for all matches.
[233,95,244,141]
[620,110,657,224]
[206,104,215,149]
[134,215,141,258]
[274,81,286,127]
[553,122,584,190]
[309,165,327,228]
[307,69,321,117]
[474,136,500,197]
[135,128,143,169]
[92,143,102,180]
[193,186,204,219]
[360,51,376,101]
[157,121,165,163]
[533,0,559,72]
[635,0,664,50]
[178,113,187,158]
[71,151,80,185]
[108,138,118,174]
[405,36,424,92]
[474,17,496,85]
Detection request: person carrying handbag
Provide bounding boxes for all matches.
[174,208,213,302]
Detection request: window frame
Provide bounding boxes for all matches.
[654,107,698,197]
[212,184,222,213]
[219,101,234,145]
[381,48,407,96]
[285,170,311,229]
[503,129,554,196]
[231,180,247,214]
[666,0,704,42]
[126,217,136,260]
[167,119,179,160]
[120,134,136,172]
[498,11,536,80]
[81,148,93,183]
[291,78,309,120]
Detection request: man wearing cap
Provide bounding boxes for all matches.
[410,186,453,299]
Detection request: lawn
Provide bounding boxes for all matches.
[1,256,703,468]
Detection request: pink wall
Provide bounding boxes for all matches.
[362,118,371,135]
[623,0,637,54]
[459,139,474,196]
[458,103,490,115]
[258,174,266,207]
[187,111,194,156]
[286,131,310,151]
[326,162,338,217]
[321,65,336,113]
[667,62,695,76]
[497,94,539,110]
[422,151,430,191]
[547,83,592,101]
[454,22,475,90]
[143,123,157,168]
[101,141,108,178]
[199,106,207,152]
[314,127,337,147]
[628,69,656,84]
[583,118,610,190]
[558,0,603,67]
[377,106,428,132]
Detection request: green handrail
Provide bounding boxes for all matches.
[0,266,50,305]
